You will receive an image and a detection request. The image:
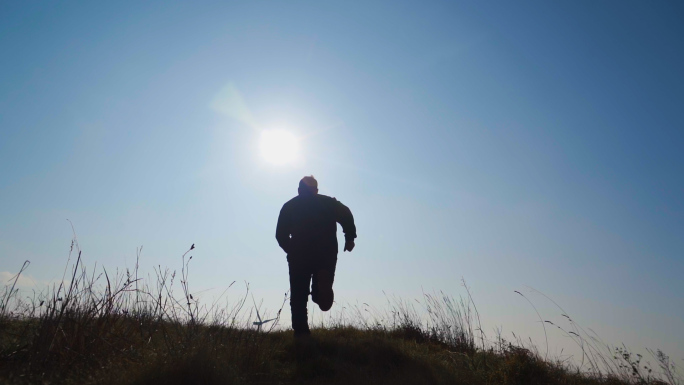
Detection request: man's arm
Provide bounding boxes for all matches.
[275,205,291,254]
[333,199,356,251]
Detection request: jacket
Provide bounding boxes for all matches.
[276,194,356,256]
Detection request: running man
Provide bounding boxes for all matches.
[276,176,357,337]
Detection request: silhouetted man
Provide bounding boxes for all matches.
[276,176,356,337]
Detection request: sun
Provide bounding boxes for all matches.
[259,129,300,165]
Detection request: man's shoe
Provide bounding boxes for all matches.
[316,270,334,311]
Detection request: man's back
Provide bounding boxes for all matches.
[276,194,356,256]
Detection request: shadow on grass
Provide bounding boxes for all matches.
[126,328,467,385]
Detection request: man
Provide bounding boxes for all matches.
[276,176,357,337]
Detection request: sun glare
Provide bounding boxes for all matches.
[259,129,300,165]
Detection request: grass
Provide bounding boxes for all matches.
[0,240,680,385]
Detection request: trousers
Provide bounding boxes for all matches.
[287,253,337,336]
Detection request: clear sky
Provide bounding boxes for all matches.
[1,1,682,365]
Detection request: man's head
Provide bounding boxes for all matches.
[298,175,318,196]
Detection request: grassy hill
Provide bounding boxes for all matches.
[0,320,665,385]
[1,246,679,384]
[2,319,675,385]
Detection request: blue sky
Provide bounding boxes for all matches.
[1,1,682,364]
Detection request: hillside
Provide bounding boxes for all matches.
[0,322,662,385]
[1,248,679,384]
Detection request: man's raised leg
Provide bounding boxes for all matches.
[311,256,336,312]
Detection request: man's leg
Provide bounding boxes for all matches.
[288,258,312,336]
[311,255,337,312]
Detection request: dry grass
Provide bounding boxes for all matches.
[0,240,680,385]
